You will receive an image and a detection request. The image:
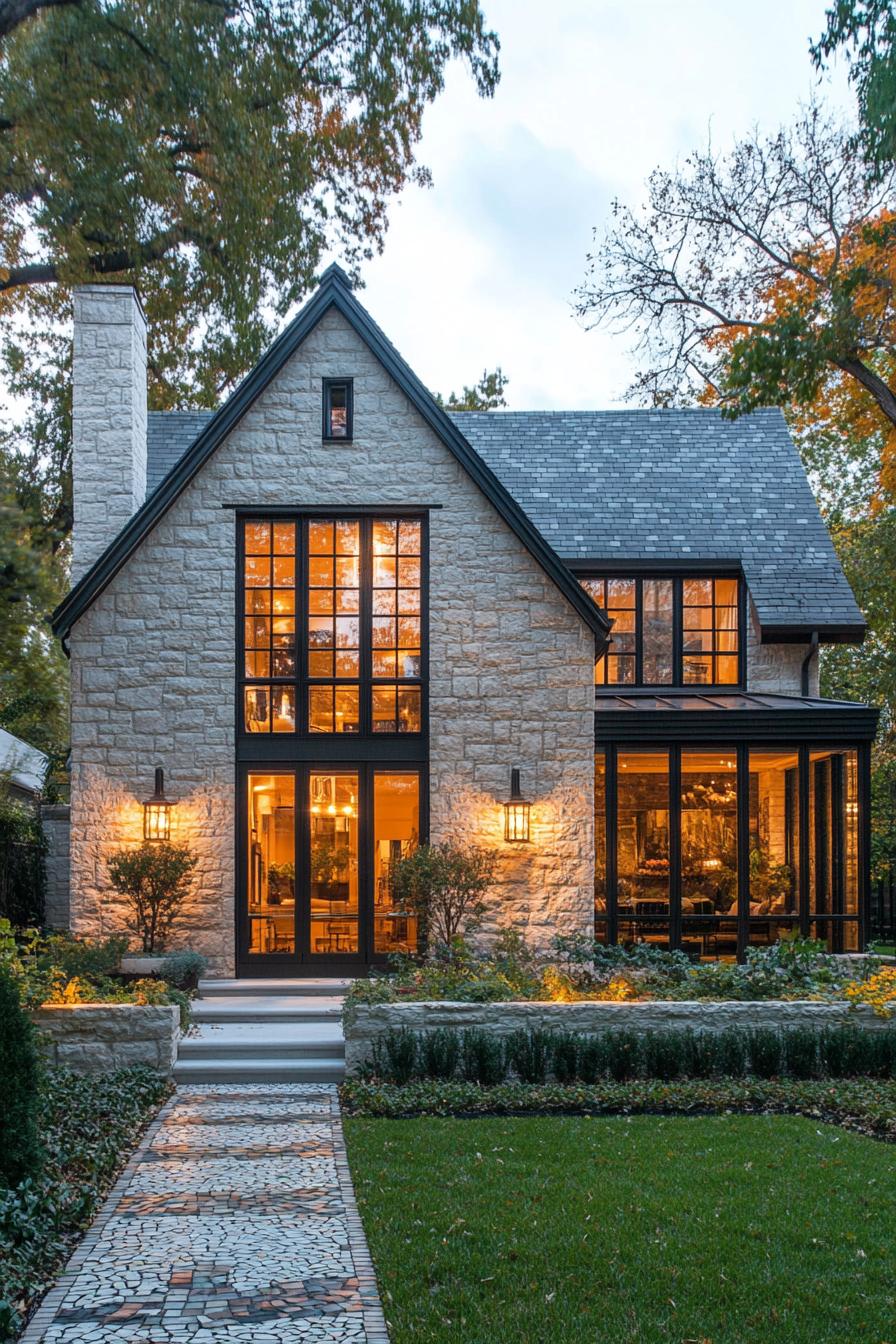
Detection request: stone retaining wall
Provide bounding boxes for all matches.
[31,1003,179,1075]
[344,999,887,1075]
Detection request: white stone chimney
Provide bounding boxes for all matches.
[72,285,147,581]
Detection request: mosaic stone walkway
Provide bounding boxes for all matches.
[21,1084,389,1343]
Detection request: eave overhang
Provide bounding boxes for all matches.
[51,266,611,651]
[594,691,879,745]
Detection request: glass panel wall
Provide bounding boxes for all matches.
[616,750,670,949]
[247,774,295,954]
[748,750,800,946]
[373,773,420,955]
[681,751,738,957]
[595,751,608,941]
[810,749,860,951]
[309,772,359,953]
[595,744,865,957]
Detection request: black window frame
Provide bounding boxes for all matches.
[322,377,353,442]
[577,567,747,690]
[595,739,870,958]
[236,509,428,742]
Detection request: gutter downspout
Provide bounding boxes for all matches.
[801,630,819,697]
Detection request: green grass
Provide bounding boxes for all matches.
[345,1114,896,1344]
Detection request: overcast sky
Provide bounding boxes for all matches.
[344,0,854,411]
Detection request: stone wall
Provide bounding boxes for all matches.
[68,307,596,972]
[746,600,816,695]
[344,999,888,1074]
[31,1003,179,1075]
[41,803,70,930]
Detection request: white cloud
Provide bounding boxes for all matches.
[346,0,854,410]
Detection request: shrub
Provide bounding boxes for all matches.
[370,1028,418,1084]
[0,965,42,1186]
[505,1028,552,1084]
[605,1029,640,1082]
[576,1034,609,1083]
[107,842,197,953]
[783,1026,821,1079]
[714,1027,749,1077]
[748,1028,784,1079]
[388,842,498,951]
[41,932,129,981]
[642,1029,690,1081]
[460,1028,506,1085]
[159,949,208,990]
[550,1030,580,1083]
[420,1027,461,1080]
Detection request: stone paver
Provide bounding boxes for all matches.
[21,1084,389,1343]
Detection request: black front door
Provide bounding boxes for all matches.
[237,764,421,975]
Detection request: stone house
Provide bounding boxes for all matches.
[52,267,877,976]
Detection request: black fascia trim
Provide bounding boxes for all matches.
[594,707,879,745]
[759,621,867,645]
[566,558,743,576]
[52,263,610,650]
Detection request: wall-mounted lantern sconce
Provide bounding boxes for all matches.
[503,767,531,843]
[143,767,173,842]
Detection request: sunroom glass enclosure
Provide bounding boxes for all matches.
[594,693,876,958]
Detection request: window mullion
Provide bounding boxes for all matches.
[298,516,307,735]
[635,577,643,684]
[673,576,683,686]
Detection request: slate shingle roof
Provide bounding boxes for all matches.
[146,405,863,637]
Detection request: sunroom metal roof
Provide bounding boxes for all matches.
[594,690,878,743]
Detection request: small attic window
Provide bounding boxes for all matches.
[323,378,352,441]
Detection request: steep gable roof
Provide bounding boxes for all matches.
[456,409,864,640]
[52,266,610,644]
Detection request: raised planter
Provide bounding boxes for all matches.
[120,955,168,977]
[31,1003,180,1076]
[344,999,889,1075]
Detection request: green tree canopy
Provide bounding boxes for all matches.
[813,1,896,181]
[0,0,500,756]
[436,367,509,411]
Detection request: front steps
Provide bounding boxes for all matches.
[175,978,350,1084]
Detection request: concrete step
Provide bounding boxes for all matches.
[179,1022,345,1061]
[198,978,354,999]
[173,1056,345,1085]
[190,996,344,1025]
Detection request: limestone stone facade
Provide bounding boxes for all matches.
[32,1003,179,1075]
[72,287,147,582]
[67,307,596,973]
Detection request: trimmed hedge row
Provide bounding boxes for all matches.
[340,1076,896,1141]
[365,1023,896,1086]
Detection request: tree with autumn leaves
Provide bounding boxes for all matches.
[577,105,896,876]
[0,0,500,753]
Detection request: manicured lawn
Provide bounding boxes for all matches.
[345,1114,896,1344]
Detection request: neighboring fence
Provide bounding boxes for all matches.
[0,836,45,926]
[871,871,896,945]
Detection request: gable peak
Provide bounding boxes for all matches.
[318,262,353,290]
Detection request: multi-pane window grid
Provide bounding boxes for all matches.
[308,520,361,734]
[582,575,740,688]
[681,576,738,686]
[243,521,297,733]
[371,519,422,733]
[241,517,423,735]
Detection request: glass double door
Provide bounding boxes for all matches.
[240,766,420,973]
